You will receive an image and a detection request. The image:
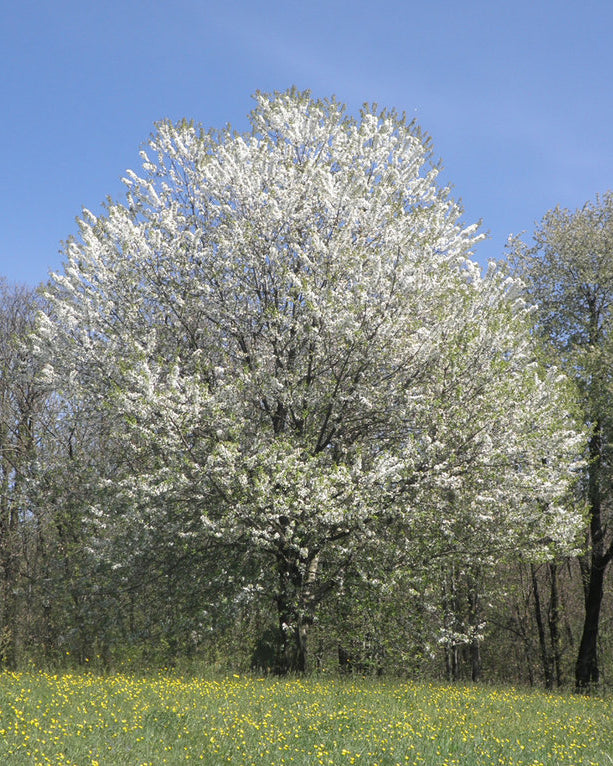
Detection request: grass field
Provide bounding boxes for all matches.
[0,670,611,765]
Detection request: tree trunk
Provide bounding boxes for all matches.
[441,565,460,682]
[547,562,562,687]
[513,604,535,686]
[531,564,553,689]
[0,456,19,668]
[467,569,482,683]
[0,556,18,668]
[575,559,606,690]
[444,643,459,682]
[274,547,319,674]
[469,638,481,682]
[575,425,612,692]
[275,611,308,674]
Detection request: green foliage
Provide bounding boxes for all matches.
[508,190,613,690]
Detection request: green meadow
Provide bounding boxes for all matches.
[0,671,611,765]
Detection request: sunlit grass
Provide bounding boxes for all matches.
[0,670,611,765]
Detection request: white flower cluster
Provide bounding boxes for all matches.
[35,89,586,634]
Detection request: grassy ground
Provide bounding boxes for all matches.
[0,670,611,765]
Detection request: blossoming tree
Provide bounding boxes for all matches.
[35,89,584,672]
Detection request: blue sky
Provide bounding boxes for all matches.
[2,0,612,286]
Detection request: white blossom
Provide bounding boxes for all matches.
[33,90,586,667]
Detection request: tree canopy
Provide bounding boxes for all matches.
[34,89,585,673]
[509,192,613,690]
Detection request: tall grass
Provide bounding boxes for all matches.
[0,670,611,765]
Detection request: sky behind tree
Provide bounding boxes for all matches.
[1,0,611,286]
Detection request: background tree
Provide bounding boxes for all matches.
[0,281,52,666]
[35,89,584,674]
[509,192,613,690]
